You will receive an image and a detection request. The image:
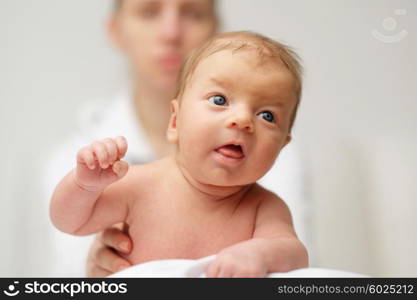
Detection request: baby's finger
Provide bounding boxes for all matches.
[94,247,131,274]
[77,146,96,169]
[205,262,220,278]
[112,161,129,178]
[114,136,128,159]
[102,138,118,165]
[102,227,132,254]
[92,141,110,169]
[87,263,111,278]
[217,267,232,278]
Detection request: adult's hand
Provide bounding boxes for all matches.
[86,225,132,277]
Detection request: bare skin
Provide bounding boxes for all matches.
[86,225,132,276]
[51,145,307,277]
[86,0,218,276]
[51,47,309,277]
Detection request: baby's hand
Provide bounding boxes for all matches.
[206,241,268,278]
[75,136,129,192]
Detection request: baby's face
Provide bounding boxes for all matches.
[170,49,297,186]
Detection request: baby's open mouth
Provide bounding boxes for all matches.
[215,144,245,159]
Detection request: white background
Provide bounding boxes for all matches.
[1,0,416,276]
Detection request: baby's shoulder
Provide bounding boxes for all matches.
[108,160,166,208]
[125,160,164,183]
[249,183,282,203]
[123,156,174,186]
[253,183,293,219]
[248,183,290,215]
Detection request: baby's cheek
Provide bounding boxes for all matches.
[178,126,208,162]
[254,142,280,173]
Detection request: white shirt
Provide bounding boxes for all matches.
[43,90,310,276]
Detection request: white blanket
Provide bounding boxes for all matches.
[109,255,367,278]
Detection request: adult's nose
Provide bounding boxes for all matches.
[159,8,182,46]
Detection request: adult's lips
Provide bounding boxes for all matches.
[157,54,182,70]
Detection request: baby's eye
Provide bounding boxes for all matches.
[208,95,227,106]
[257,111,275,123]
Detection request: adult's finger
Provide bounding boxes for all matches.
[93,246,131,274]
[102,227,132,254]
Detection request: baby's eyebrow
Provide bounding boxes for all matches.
[269,101,285,107]
[209,77,230,89]
[208,77,292,108]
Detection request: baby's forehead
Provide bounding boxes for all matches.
[194,48,293,87]
[177,35,301,105]
[190,58,294,108]
[195,45,286,77]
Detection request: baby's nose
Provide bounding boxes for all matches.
[226,112,254,133]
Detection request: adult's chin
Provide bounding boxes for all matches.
[153,71,180,93]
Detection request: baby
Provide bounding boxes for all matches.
[50,31,308,277]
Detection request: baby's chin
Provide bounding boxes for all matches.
[196,170,259,188]
[175,154,263,187]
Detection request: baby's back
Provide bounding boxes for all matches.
[120,157,262,264]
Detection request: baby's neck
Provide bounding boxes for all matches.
[166,155,254,212]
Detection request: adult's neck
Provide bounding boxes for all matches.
[132,81,175,158]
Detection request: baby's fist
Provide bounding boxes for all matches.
[76,136,129,191]
[206,242,268,278]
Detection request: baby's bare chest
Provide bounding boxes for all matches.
[124,194,258,264]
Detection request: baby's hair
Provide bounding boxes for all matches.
[175,31,303,133]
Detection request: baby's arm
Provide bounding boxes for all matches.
[250,193,309,273]
[206,188,308,277]
[50,137,130,236]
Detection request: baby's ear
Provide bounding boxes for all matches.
[166,99,179,144]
